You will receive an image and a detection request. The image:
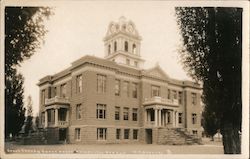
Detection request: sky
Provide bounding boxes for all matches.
[18,1,191,115]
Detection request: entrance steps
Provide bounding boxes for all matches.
[157,127,202,145]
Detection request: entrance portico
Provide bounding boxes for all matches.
[143,96,179,128]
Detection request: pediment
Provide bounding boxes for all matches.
[143,65,169,80]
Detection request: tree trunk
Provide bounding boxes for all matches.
[222,123,241,154]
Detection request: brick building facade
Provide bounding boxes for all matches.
[38,17,202,144]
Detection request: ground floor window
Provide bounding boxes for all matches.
[116,129,121,140]
[133,129,138,140]
[192,130,198,136]
[75,128,81,141]
[97,128,107,140]
[124,129,130,139]
[178,113,183,124]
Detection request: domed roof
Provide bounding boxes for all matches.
[104,16,141,39]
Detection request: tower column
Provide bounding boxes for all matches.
[154,108,158,127]
[159,109,162,127]
[44,111,48,128]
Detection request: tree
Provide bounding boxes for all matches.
[5,7,52,138]
[175,7,242,154]
[202,107,219,141]
[24,96,33,136]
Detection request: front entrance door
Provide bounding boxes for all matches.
[145,129,152,144]
[59,128,67,141]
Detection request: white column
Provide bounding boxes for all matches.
[176,111,179,127]
[162,110,165,127]
[144,109,147,123]
[55,108,58,127]
[45,111,48,128]
[159,109,162,127]
[172,111,175,127]
[147,110,150,122]
[66,109,69,122]
[154,108,158,127]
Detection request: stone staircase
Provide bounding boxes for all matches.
[157,127,202,145]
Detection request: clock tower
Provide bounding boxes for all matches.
[103,16,144,69]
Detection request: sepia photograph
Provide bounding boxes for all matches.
[1,0,249,158]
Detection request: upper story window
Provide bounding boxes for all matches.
[134,61,138,67]
[60,83,67,98]
[132,83,138,98]
[59,108,67,121]
[192,113,197,124]
[41,90,45,105]
[96,104,106,119]
[124,41,128,52]
[114,41,117,52]
[76,104,82,120]
[47,109,55,123]
[151,85,160,97]
[123,81,129,97]
[97,74,106,93]
[172,90,177,99]
[115,106,120,120]
[115,79,120,96]
[178,92,182,104]
[108,44,111,55]
[123,107,129,120]
[132,44,136,54]
[76,75,82,93]
[53,87,57,97]
[191,93,197,105]
[167,89,171,99]
[132,108,138,121]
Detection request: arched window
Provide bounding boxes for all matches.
[114,41,117,52]
[124,41,128,52]
[108,45,111,55]
[132,44,136,54]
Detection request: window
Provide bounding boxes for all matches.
[115,107,120,120]
[167,89,171,99]
[115,79,120,96]
[116,129,121,140]
[123,81,129,97]
[59,108,67,121]
[151,85,160,97]
[132,44,136,54]
[75,128,81,141]
[97,74,106,93]
[96,104,106,119]
[97,128,107,140]
[133,129,138,140]
[191,93,197,105]
[76,75,82,93]
[114,41,117,52]
[76,104,82,120]
[132,83,138,98]
[126,59,130,65]
[41,90,45,104]
[178,92,182,104]
[47,109,55,123]
[124,129,130,139]
[54,87,57,96]
[172,90,177,99]
[108,45,111,55]
[124,41,128,52]
[132,108,138,121]
[178,113,183,124]
[192,130,198,136]
[192,113,197,124]
[60,83,67,98]
[123,107,129,120]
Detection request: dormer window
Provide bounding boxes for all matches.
[114,41,117,52]
[124,41,128,52]
[132,44,136,54]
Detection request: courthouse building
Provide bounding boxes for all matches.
[38,17,202,144]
